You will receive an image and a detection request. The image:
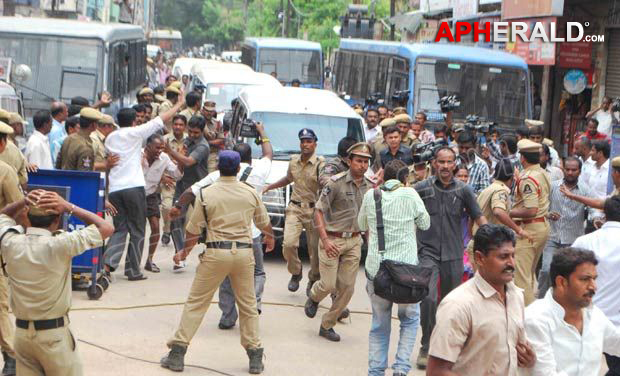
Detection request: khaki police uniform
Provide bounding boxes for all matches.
[310,143,373,330]
[282,153,325,282]
[513,140,550,305]
[56,133,95,171]
[161,133,187,234]
[158,99,174,133]
[167,176,270,351]
[178,108,199,123]
[319,156,348,189]
[406,163,431,186]
[0,141,28,187]
[0,211,103,376]
[203,102,224,174]
[90,129,106,167]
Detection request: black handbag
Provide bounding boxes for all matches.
[371,188,432,304]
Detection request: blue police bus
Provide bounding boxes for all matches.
[241,37,324,88]
[332,39,531,129]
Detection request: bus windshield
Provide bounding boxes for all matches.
[206,83,252,112]
[414,59,529,128]
[247,112,364,159]
[258,49,321,85]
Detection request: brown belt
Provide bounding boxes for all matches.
[326,231,361,239]
[515,217,546,226]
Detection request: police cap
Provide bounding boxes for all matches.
[517,139,542,153]
[525,119,544,128]
[393,114,412,124]
[0,121,14,135]
[379,118,396,128]
[203,100,216,112]
[80,107,104,122]
[392,107,407,115]
[170,81,183,90]
[218,150,241,170]
[100,114,118,128]
[139,87,154,96]
[165,85,181,95]
[298,128,317,141]
[347,142,372,158]
[612,156,620,168]
[0,109,9,123]
[8,113,24,125]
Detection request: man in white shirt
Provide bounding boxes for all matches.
[572,196,620,375]
[170,123,273,329]
[524,247,620,376]
[583,140,610,232]
[25,110,53,169]
[142,133,182,273]
[586,96,613,138]
[103,92,184,281]
[364,107,381,143]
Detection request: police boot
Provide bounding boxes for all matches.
[160,344,187,372]
[287,273,302,292]
[246,347,264,374]
[1,352,15,376]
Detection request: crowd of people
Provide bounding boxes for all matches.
[0,75,618,376]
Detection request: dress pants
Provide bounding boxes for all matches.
[168,247,261,350]
[105,187,147,277]
[0,275,14,358]
[514,221,550,305]
[218,236,265,326]
[310,235,362,329]
[282,203,319,282]
[171,183,190,253]
[419,254,463,353]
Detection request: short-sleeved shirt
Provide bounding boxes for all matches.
[55,132,95,171]
[316,171,372,232]
[158,100,175,133]
[0,215,103,320]
[178,108,199,123]
[476,180,511,228]
[186,176,270,244]
[319,156,348,188]
[286,153,324,203]
[90,129,106,165]
[0,160,23,210]
[0,141,28,185]
[163,133,186,153]
[204,118,225,145]
[380,145,414,168]
[514,165,550,220]
[178,136,210,190]
[429,273,525,376]
[414,176,482,261]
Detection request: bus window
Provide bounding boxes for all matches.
[258,49,321,86]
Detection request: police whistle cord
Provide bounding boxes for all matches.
[76,338,236,376]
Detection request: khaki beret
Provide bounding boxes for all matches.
[154,94,166,103]
[80,107,104,121]
[542,138,554,147]
[165,85,181,95]
[146,57,154,65]
[379,118,396,128]
[525,119,544,128]
[392,107,407,115]
[354,108,364,115]
[8,113,24,125]
[100,114,118,128]
[347,142,372,158]
[393,114,412,124]
[0,109,9,123]
[0,121,14,135]
[612,156,620,168]
[517,139,542,153]
[203,100,216,111]
[139,87,154,96]
[170,81,183,90]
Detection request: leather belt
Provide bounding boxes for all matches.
[290,200,315,209]
[16,317,65,331]
[515,217,546,226]
[326,231,361,239]
[206,241,252,249]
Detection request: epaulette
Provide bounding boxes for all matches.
[330,171,347,182]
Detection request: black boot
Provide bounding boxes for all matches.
[160,344,187,372]
[304,297,319,318]
[246,347,264,374]
[287,273,302,292]
[319,326,341,342]
[1,352,15,376]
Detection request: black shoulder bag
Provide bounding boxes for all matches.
[372,188,432,304]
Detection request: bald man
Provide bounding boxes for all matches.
[49,102,69,164]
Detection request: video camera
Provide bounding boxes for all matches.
[240,118,259,138]
[611,97,620,112]
[438,95,460,113]
[464,115,495,135]
[391,90,410,107]
[365,92,385,108]
[412,138,448,164]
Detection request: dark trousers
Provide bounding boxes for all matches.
[606,353,620,376]
[105,187,147,277]
[170,183,189,252]
[419,254,464,352]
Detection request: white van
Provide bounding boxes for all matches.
[230,86,366,232]
[188,65,280,113]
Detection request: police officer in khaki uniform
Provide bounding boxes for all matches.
[161,115,188,244]
[178,92,201,123]
[509,139,551,305]
[0,120,19,375]
[304,142,373,341]
[318,137,357,188]
[0,189,114,376]
[394,114,416,147]
[0,133,28,190]
[263,128,325,294]
[371,117,395,171]
[200,100,225,173]
[158,85,181,134]
[161,151,274,374]
[56,108,103,171]
[91,114,118,172]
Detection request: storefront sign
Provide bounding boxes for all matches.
[563,69,587,94]
[558,41,592,69]
[504,17,556,65]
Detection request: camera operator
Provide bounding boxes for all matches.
[456,131,491,195]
